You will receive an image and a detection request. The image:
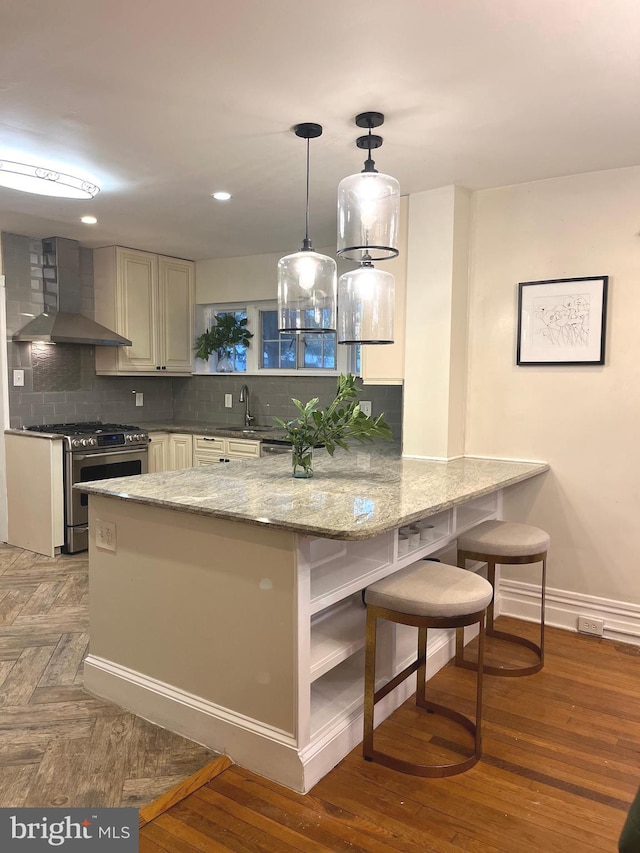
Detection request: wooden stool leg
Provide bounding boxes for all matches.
[363,609,378,760]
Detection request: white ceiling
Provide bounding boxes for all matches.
[1,0,640,261]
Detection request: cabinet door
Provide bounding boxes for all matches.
[148,433,169,473]
[168,434,193,471]
[116,248,159,372]
[159,257,195,373]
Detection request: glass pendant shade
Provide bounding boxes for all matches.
[337,263,395,344]
[278,248,337,332]
[337,170,400,262]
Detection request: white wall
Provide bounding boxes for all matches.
[196,246,354,304]
[467,165,640,605]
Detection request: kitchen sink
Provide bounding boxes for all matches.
[224,426,274,434]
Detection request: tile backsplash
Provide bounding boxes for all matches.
[3,232,402,436]
[172,375,402,436]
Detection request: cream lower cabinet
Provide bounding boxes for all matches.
[193,435,260,466]
[94,247,195,376]
[169,434,193,470]
[148,433,194,473]
[147,433,169,473]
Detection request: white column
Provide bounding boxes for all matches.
[402,186,471,459]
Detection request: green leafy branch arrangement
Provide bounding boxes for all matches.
[273,374,393,474]
[194,314,253,361]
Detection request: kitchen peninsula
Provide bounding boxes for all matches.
[78,450,548,792]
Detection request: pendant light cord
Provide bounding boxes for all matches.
[302,137,312,250]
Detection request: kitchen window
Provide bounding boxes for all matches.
[260,309,336,370]
[196,302,355,375]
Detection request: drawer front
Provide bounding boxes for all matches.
[193,453,228,466]
[194,436,226,453]
[227,438,261,458]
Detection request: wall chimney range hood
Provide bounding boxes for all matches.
[13,237,132,346]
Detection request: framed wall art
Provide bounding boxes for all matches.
[516,276,608,366]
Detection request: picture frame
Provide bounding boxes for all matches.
[516,276,608,366]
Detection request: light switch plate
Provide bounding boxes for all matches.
[224,394,233,408]
[13,369,24,387]
[135,392,144,407]
[360,400,372,416]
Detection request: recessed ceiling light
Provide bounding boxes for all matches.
[80,215,98,224]
[0,160,100,198]
[212,191,232,201]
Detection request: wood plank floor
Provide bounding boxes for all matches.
[141,618,639,852]
[0,542,217,808]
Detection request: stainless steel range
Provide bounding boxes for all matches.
[24,421,149,553]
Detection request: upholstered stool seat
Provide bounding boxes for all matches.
[363,561,493,777]
[456,520,549,677]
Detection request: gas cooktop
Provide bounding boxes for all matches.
[25,421,144,436]
[24,421,149,450]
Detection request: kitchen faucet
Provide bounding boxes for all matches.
[239,384,254,427]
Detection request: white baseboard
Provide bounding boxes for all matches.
[498,579,640,646]
[84,654,306,791]
[85,626,465,794]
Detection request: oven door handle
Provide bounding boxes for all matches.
[73,448,148,462]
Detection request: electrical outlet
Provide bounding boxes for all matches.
[13,369,24,387]
[224,394,233,408]
[135,392,144,407]
[95,519,116,552]
[577,615,604,636]
[360,400,372,416]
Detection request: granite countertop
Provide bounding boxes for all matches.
[5,421,288,442]
[76,448,549,540]
[5,429,65,440]
[136,420,288,441]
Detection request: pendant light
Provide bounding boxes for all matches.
[278,123,337,333]
[338,257,395,345]
[337,112,400,262]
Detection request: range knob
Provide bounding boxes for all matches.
[89,437,97,446]
[72,439,81,448]
[81,439,88,447]
[125,434,132,442]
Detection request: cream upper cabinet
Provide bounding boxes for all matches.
[94,247,195,376]
[359,195,408,386]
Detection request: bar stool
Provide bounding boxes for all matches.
[363,561,493,777]
[455,520,549,677]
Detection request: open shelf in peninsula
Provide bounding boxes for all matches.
[77,449,548,793]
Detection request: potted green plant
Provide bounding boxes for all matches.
[194,314,253,372]
[274,373,393,478]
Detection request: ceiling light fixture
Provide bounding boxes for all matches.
[80,215,98,225]
[278,123,337,333]
[0,160,99,199]
[212,191,232,201]
[337,112,399,261]
[338,257,395,345]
